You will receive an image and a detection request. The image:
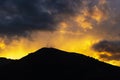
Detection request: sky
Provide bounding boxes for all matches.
[0,0,120,66]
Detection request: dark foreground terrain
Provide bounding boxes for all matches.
[0,48,120,80]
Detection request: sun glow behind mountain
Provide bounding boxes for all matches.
[0,0,120,66]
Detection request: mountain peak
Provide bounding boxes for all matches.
[0,47,120,80]
[20,47,115,67]
[36,47,64,53]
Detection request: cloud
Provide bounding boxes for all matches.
[92,40,120,60]
[0,0,83,37]
[0,0,111,37]
[0,0,56,36]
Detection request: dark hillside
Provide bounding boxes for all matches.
[0,48,120,80]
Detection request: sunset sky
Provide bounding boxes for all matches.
[0,0,120,66]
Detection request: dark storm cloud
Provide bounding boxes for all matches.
[92,40,120,60]
[0,0,82,36]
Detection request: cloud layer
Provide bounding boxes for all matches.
[0,0,120,64]
[0,0,112,37]
[93,40,120,60]
[0,0,83,36]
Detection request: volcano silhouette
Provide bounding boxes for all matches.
[0,47,120,80]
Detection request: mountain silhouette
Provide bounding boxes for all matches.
[0,47,120,80]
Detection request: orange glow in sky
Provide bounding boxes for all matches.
[0,0,120,67]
